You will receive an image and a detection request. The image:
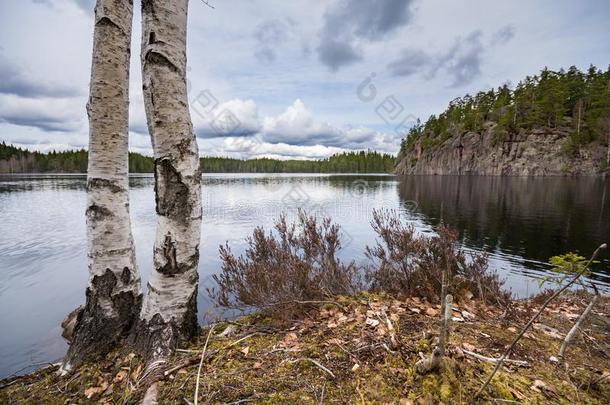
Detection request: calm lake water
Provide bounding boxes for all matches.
[0,173,609,378]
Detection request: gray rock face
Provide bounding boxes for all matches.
[396,125,608,176]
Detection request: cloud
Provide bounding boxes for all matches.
[32,0,94,14]
[316,40,362,72]
[192,98,262,138]
[387,26,514,86]
[317,0,416,71]
[0,94,84,132]
[261,99,399,151]
[441,30,485,87]
[252,19,295,63]
[386,49,432,77]
[490,25,515,46]
[0,53,82,98]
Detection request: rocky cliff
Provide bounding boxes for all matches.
[396,124,608,176]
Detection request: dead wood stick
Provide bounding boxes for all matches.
[462,349,529,366]
[475,243,606,398]
[416,294,453,374]
[558,282,600,361]
[289,358,335,378]
[194,325,215,405]
[438,294,453,357]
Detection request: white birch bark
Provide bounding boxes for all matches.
[135,0,202,362]
[62,0,141,372]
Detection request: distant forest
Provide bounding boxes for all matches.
[0,143,396,174]
[401,64,610,155]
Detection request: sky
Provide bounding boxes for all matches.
[0,0,609,159]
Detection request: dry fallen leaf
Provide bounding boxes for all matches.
[130,364,143,381]
[113,370,127,383]
[365,317,380,328]
[84,381,108,399]
[425,307,438,317]
[241,346,250,356]
[283,332,298,346]
[462,342,476,352]
[533,323,562,339]
[409,307,421,314]
[461,310,475,320]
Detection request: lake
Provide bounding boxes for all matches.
[0,173,608,378]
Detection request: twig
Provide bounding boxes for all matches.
[438,294,453,357]
[194,325,215,405]
[289,358,335,378]
[416,294,453,374]
[558,282,600,361]
[223,333,257,349]
[199,0,215,9]
[475,243,606,398]
[462,349,529,366]
[162,350,219,378]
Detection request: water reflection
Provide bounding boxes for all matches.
[398,175,610,284]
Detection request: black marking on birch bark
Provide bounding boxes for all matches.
[160,235,179,275]
[141,0,154,15]
[145,49,180,74]
[95,16,124,35]
[154,158,190,221]
[86,203,113,221]
[121,266,132,284]
[158,237,200,276]
[131,289,199,363]
[89,247,134,258]
[64,269,142,370]
[87,178,125,193]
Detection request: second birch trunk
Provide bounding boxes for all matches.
[134,0,202,363]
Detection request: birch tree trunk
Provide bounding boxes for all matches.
[134,0,202,363]
[62,0,141,372]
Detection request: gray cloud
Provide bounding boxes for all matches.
[0,54,82,98]
[254,47,276,63]
[386,49,431,77]
[316,40,362,72]
[388,27,513,87]
[253,19,293,63]
[491,25,515,46]
[32,0,94,13]
[442,30,484,87]
[317,0,416,71]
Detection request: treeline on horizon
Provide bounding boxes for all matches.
[0,142,396,174]
[401,64,610,155]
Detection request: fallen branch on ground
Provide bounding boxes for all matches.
[475,243,606,398]
[194,325,215,405]
[558,282,600,361]
[288,358,336,379]
[462,349,529,366]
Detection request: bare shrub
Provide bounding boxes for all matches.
[365,209,511,305]
[209,211,361,317]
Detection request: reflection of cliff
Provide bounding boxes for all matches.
[398,176,610,268]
